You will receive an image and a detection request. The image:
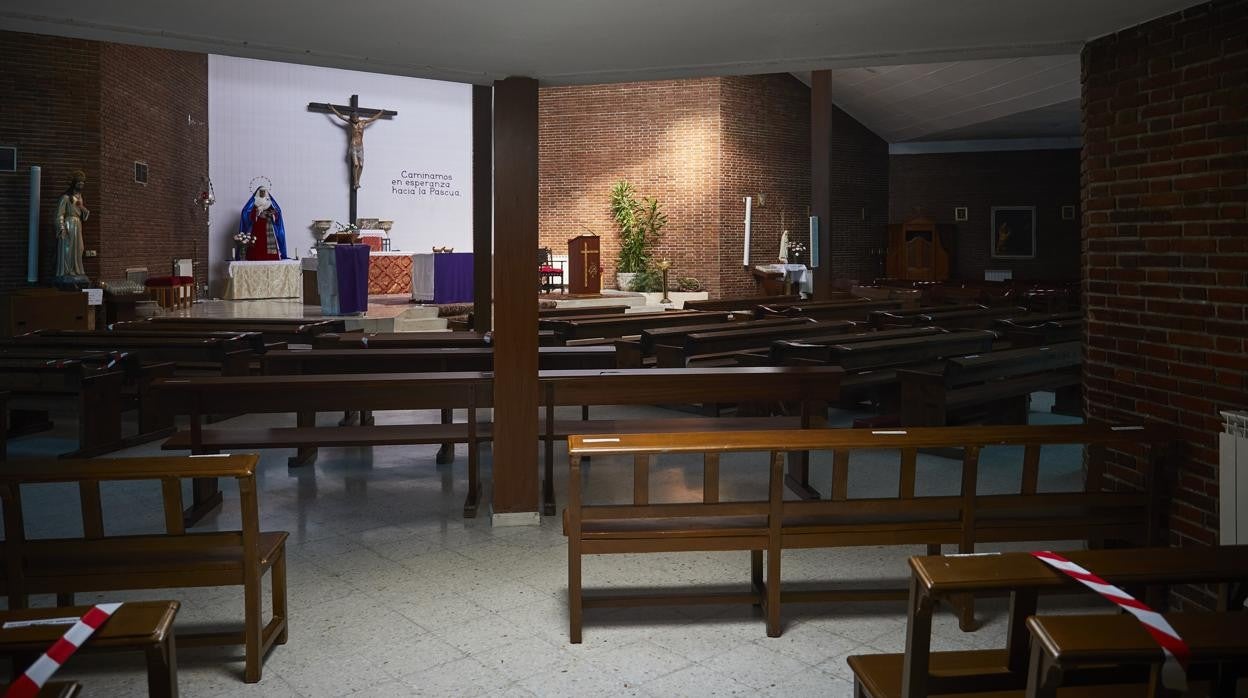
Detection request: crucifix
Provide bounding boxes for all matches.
[581,246,599,287]
[307,94,398,224]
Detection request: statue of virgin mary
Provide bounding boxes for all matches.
[237,186,288,260]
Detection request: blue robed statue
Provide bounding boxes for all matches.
[238,186,288,260]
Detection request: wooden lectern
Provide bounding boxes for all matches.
[568,235,601,294]
[886,216,954,281]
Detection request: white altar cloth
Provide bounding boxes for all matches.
[756,263,812,295]
[224,260,302,300]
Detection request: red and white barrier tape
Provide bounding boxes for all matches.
[1031,551,1189,691]
[3,603,122,698]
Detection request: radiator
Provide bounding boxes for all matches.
[984,269,1013,282]
[1220,411,1248,545]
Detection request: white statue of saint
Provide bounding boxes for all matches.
[778,230,790,264]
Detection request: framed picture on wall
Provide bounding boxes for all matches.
[990,206,1036,259]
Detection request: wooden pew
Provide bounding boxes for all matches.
[995,315,1083,347]
[1025,613,1248,698]
[653,320,856,368]
[869,305,991,329]
[615,317,812,368]
[915,305,1030,331]
[121,318,341,345]
[0,358,125,458]
[0,602,180,698]
[898,342,1081,427]
[847,545,1248,698]
[771,329,990,369]
[0,347,175,444]
[684,294,801,311]
[549,311,734,343]
[8,332,260,377]
[0,454,288,683]
[756,299,903,322]
[158,372,492,518]
[564,424,1172,644]
[157,366,844,518]
[313,331,564,348]
[52,327,269,354]
[539,304,630,318]
[539,366,843,513]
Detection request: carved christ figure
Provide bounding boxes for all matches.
[328,105,384,190]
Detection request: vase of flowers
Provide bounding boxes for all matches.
[786,240,808,265]
[233,231,255,260]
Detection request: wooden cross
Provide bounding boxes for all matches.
[580,246,600,287]
[307,94,398,224]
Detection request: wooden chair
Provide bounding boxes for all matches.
[0,454,288,683]
[538,247,564,294]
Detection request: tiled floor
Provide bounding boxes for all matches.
[3,396,1094,697]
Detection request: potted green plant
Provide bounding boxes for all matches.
[611,181,666,290]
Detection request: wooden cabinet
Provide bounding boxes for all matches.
[0,288,90,337]
[886,217,954,281]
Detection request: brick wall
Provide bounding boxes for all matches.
[825,103,889,283]
[98,43,209,287]
[718,75,811,297]
[538,78,723,293]
[1082,0,1248,594]
[890,150,1082,281]
[0,31,101,287]
[538,74,811,298]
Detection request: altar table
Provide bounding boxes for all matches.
[224,260,302,300]
[368,252,414,295]
[411,253,474,304]
[756,263,812,296]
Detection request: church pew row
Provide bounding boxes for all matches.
[311,330,563,349]
[897,342,1082,427]
[0,356,126,458]
[0,602,181,697]
[683,293,802,312]
[119,317,341,346]
[563,424,1174,644]
[546,310,736,343]
[538,304,631,318]
[756,299,905,323]
[0,454,288,684]
[614,317,815,368]
[155,366,843,519]
[867,304,988,329]
[0,347,176,449]
[654,320,857,368]
[11,331,263,377]
[847,545,1248,698]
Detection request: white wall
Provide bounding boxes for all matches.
[208,55,472,293]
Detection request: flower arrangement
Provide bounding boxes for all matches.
[786,240,808,262]
[233,231,255,246]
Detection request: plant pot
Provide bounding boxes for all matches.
[234,243,247,261]
[615,272,637,291]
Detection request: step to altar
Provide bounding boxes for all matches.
[343,305,447,333]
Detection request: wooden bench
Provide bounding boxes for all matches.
[0,601,180,697]
[9,332,262,377]
[756,299,904,322]
[915,305,1030,331]
[898,342,1081,427]
[996,315,1083,348]
[615,317,811,368]
[120,318,341,346]
[847,545,1248,698]
[564,424,1171,643]
[1025,612,1248,698]
[539,304,630,318]
[868,305,988,329]
[684,294,801,311]
[549,311,734,343]
[158,373,492,518]
[0,358,125,458]
[653,320,854,368]
[0,455,288,683]
[0,347,175,445]
[310,331,571,349]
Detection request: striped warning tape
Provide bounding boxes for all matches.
[3,603,122,698]
[1031,551,1189,691]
